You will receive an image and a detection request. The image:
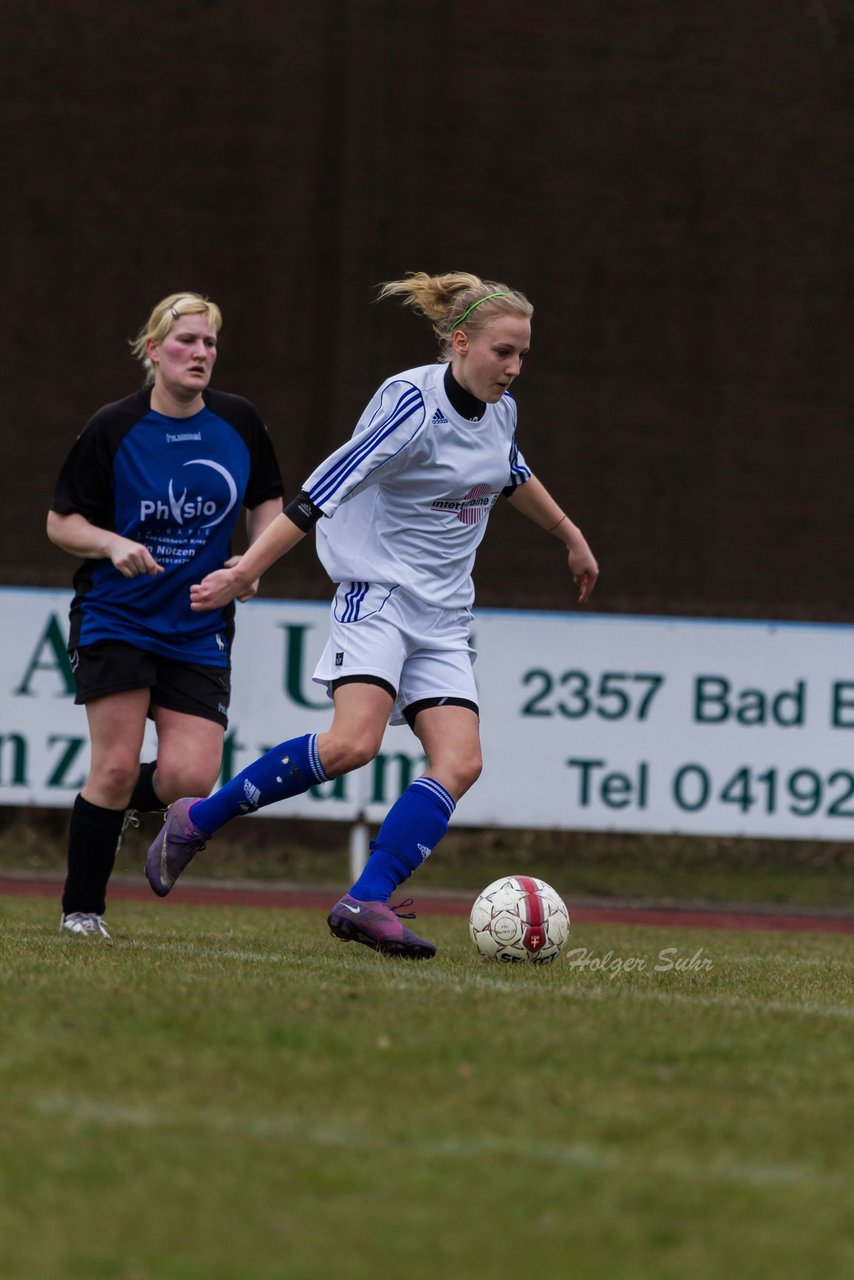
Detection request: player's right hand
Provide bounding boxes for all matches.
[110,537,164,578]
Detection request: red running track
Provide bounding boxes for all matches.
[2,874,852,935]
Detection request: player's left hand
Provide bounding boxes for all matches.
[223,555,260,602]
[567,538,599,604]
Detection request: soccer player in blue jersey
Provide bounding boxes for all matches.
[48,293,284,937]
[145,272,599,958]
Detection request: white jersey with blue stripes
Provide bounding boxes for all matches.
[303,363,531,608]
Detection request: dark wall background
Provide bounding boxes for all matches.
[3,0,853,620]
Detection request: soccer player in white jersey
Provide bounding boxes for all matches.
[145,272,599,958]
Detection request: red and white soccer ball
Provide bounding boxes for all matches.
[469,875,570,964]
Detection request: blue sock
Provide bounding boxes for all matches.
[190,734,328,833]
[349,777,456,903]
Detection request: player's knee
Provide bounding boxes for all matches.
[321,731,382,777]
[439,749,483,799]
[458,750,483,794]
[157,765,219,805]
[89,758,138,807]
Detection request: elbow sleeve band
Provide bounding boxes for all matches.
[284,491,325,531]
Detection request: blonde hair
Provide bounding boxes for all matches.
[377,271,532,361]
[130,292,223,385]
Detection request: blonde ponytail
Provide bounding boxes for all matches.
[377,271,532,360]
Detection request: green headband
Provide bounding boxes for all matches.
[452,291,510,329]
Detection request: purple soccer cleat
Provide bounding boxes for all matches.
[327,894,436,959]
[145,798,210,897]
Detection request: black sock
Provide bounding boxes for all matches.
[128,761,163,813]
[62,795,126,916]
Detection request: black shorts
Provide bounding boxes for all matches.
[70,641,231,728]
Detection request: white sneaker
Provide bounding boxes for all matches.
[60,912,111,938]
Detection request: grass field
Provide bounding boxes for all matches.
[1,896,851,1280]
[4,806,854,908]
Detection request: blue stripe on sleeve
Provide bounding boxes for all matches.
[309,385,423,507]
[509,437,531,485]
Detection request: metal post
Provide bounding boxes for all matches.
[349,816,370,881]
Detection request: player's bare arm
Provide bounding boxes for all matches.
[222,496,284,602]
[191,509,307,611]
[507,476,599,603]
[47,510,163,578]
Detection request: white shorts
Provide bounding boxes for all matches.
[312,582,479,726]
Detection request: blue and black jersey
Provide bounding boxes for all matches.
[52,387,284,665]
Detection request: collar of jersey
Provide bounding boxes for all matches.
[442,363,486,423]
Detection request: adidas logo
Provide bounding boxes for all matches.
[243,779,261,808]
[430,408,449,425]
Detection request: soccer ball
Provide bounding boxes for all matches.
[469,875,570,964]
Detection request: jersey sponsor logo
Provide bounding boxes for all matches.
[431,484,497,525]
[138,459,238,529]
[165,431,202,442]
[430,408,449,425]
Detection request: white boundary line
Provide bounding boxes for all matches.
[30,1092,846,1193]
